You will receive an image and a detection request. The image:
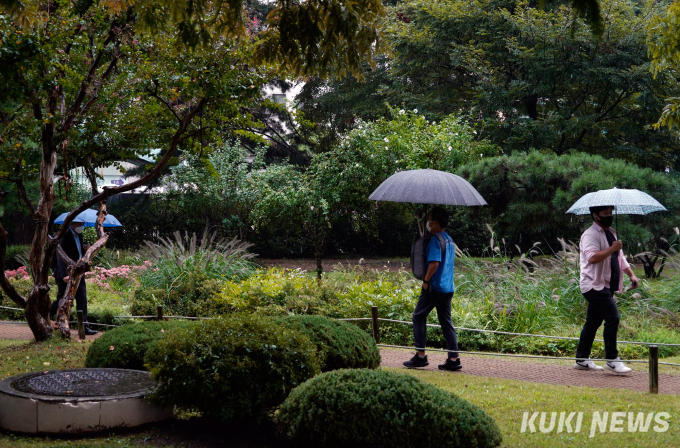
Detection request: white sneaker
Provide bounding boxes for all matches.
[605,358,632,373]
[575,359,604,370]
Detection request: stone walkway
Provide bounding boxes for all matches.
[380,348,680,395]
[0,321,103,341]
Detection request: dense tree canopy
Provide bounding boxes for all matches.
[458,151,680,255]
[298,0,680,169]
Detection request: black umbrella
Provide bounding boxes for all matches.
[368,169,487,206]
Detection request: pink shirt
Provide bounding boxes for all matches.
[579,223,630,294]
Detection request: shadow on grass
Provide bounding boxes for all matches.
[0,417,293,448]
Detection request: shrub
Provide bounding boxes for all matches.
[276,315,381,371]
[5,245,30,270]
[277,369,502,448]
[131,272,225,317]
[141,230,258,290]
[85,321,196,370]
[145,314,321,421]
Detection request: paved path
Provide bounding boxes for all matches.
[380,348,680,395]
[0,321,103,341]
[3,323,678,394]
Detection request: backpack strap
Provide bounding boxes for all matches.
[435,233,446,260]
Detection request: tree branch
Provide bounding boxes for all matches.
[42,98,209,278]
[145,86,182,124]
[59,29,117,134]
[80,41,122,117]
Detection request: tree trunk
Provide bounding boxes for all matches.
[315,239,324,281]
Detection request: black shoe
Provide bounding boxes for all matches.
[438,358,462,371]
[84,327,98,336]
[403,354,429,368]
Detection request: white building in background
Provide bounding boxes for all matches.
[67,150,167,195]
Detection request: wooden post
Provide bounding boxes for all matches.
[77,310,85,340]
[649,345,659,394]
[157,305,163,321]
[371,306,379,344]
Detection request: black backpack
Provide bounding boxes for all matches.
[411,233,446,280]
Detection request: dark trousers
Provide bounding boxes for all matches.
[413,288,459,358]
[576,288,620,361]
[50,278,88,324]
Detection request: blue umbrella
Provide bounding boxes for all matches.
[54,209,123,227]
[566,188,667,215]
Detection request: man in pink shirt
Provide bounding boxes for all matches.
[575,205,639,373]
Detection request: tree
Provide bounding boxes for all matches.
[648,0,680,166]
[0,0,385,341]
[457,151,680,257]
[299,0,680,169]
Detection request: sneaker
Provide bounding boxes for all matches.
[438,358,462,371]
[605,358,632,373]
[403,354,429,368]
[574,359,604,370]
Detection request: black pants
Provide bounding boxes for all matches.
[50,278,88,324]
[576,288,620,361]
[413,288,459,358]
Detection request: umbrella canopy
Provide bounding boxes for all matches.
[566,188,667,216]
[54,209,123,227]
[368,169,487,206]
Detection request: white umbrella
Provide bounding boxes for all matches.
[566,188,666,216]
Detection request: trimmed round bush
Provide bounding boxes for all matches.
[277,369,502,448]
[276,315,380,371]
[145,314,321,421]
[85,321,195,370]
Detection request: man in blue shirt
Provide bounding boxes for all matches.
[404,207,461,371]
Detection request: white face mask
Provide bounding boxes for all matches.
[426,221,432,232]
[74,226,85,234]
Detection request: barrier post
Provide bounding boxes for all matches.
[157,305,164,321]
[649,345,659,394]
[371,306,379,344]
[77,310,85,340]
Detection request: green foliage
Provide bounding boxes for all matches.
[141,230,258,290]
[458,151,680,253]
[145,314,321,421]
[132,271,225,317]
[277,369,502,448]
[3,245,30,270]
[85,321,195,370]
[301,0,679,168]
[275,315,381,371]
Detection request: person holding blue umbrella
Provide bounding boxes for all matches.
[49,209,121,335]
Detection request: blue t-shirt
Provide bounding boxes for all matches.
[427,232,455,293]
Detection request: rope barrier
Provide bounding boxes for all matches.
[377,344,651,364]
[375,318,680,348]
[0,306,23,312]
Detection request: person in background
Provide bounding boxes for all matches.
[50,220,98,335]
[575,205,638,373]
[403,206,461,371]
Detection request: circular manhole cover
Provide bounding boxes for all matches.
[1,369,156,399]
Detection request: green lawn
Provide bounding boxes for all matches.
[2,339,680,448]
[399,368,680,448]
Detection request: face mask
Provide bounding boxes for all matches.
[426,221,432,232]
[74,226,85,234]
[597,215,613,228]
